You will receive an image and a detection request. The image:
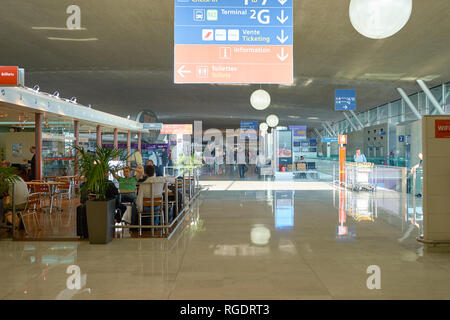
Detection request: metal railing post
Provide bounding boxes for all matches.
[182,173,186,206]
[151,185,155,237]
[165,182,169,235]
[175,179,179,216]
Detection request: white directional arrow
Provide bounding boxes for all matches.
[276,30,288,44]
[278,0,288,5]
[277,10,289,24]
[277,48,289,62]
[177,65,191,78]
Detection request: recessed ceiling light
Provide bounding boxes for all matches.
[288,115,300,119]
[308,117,319,120]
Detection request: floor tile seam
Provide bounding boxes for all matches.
[166,214,199,300]
[295,253,336,299]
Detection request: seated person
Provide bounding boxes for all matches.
[134,164,145,182]
[2,164,29,227]
[136,165,167,225]
[112,167,138,203]
[146,160,163,177]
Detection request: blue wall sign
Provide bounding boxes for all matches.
[288,125,307,138]
[240,121,258,139]
[335,89,356,111]
[399,135,405,142]
[322,137,338,143]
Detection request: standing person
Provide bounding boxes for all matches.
[410,152,423,198]
[389,149,396,166]
[354,149,367,163]
[256,152,266,180]
[160,147,168,174]
[238,147,248,179]
[23,146,36,181]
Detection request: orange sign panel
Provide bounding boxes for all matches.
[160,124,193,135]
[0,66,18,86]
[435,120,450,138]
[339,146,346,184]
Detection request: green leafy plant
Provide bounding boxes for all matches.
[175,154,202,174]
[74,146,127,201]
[0,167,19,198]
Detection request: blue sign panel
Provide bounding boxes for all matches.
[322,137,338,143]
[143,123,163,130]
[288,125,307,138]
[399,135,405,142]
[335,89,356,111]
[240,121,258,139]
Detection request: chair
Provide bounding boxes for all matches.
[32,182,57,213]
[73,177,86,195]
[55,177,72,210]
[17,193,41,234]
[139,196,164,236]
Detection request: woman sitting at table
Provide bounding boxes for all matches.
[135,165,166,226]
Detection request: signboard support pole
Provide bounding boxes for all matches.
[74,120,79,175]
[338,135,347,187]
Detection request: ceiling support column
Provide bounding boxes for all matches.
[397,88,422,120]
[417,79,445,115]
[35,113,43,181]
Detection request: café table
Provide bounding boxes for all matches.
[26,181,65,213]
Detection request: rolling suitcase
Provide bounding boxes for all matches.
[76,204,89,239]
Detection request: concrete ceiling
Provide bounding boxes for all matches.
[1,0,449,131]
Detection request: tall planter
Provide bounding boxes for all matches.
[0,197,4,224]
[86,199,115,244]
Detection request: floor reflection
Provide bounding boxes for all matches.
[333,187,424,242]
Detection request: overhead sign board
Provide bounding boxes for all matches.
[322,137,338,143]
[174,0,293,84]
[160,124,193,135]
[143,123,163,130]
[240,121,258,139]
[335,89,356,111]
[0,66,18,86]
[288,125,306,138]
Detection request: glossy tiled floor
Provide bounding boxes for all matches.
[1,179,449,300]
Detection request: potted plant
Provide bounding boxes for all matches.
[0,166,19,225]
[75,146,126,244]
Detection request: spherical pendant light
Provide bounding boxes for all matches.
[349,0,412,39]
[266,114,279,128]
[259,122,269,132]
[250,89,271,111]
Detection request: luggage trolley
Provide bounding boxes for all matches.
[346,162,376,192]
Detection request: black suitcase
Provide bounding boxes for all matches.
[76,204,89,239]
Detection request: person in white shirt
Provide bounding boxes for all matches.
[135,165,175,226]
